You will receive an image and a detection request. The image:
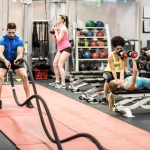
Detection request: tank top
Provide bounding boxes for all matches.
[104,52,121,72]
[57,26,71,51]
[122,76,146,90]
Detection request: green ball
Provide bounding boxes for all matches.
[86,20,95,28]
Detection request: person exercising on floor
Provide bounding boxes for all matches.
[102,36,130,104]
[49,15,72,89]
[0,22,33,109]
[108,57,150,111]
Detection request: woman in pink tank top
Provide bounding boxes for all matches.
[50,15,72,89]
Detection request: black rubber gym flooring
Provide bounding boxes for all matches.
[35,79,150,133]
[0,131,18,150]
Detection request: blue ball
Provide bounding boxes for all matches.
[95,21,104,30]
[83,51,92,59]
[86,31,94,37]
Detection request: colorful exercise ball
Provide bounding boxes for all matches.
[96,32,104,37]
[92,52,99,59]
[83,51,92,59]
[86,31,94,37]
[95,21,104,30]
[99,50,108,58]
[78,31,86,37]
[86,20,95,29]
[98,41,105,46]
[90,41,98,46]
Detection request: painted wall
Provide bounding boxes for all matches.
[69,1,136,39]
[137,0,150,48]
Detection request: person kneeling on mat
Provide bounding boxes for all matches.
[102,36,130,104]
[0,23,33,109]
[108,57,150,111]
[49,15,72,89]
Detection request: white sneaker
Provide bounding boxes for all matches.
[55,83,61,88]
[49,81,59,86]
[55,83,66,89]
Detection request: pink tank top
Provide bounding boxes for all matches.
[57,26,71,51]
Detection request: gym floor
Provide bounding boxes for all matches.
[1,79,150,150]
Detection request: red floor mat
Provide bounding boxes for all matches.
[1,84,150,150]
[0,85,99,150]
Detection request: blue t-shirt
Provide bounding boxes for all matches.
[0,34,24,61]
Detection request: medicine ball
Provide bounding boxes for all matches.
[86,20,95,30]
[78,31,86,37]
[78,51,83,59]
[98,41,105,46]
[95,21,104,30]
[83,51,92,59]
[79,63,88,71]
[88,62,98,70]
[96,32,104,37]
[92,52,99,59]
[90,41,98,46]
[99,50,108,58]
[86,31,94,37]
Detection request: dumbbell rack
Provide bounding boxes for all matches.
[75,24,112,71]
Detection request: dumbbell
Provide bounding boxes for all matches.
[140,55,149,61]
[118,50,127,58]
[146,61,150,71]
[139,60,147,70]
[127,51,138,58]
[129,59,140,69]
[141,50,147,56]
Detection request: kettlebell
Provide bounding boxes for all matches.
[50,25,57,34]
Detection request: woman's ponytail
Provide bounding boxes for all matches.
[65,16,69,28]
[108,92,115,112]
[59,15,69,28]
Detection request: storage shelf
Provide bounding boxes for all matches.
[78,46,108,49]
[81,27,106,29]
[77,36,107,39]
[79,59,108,61]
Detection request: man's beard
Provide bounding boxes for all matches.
[8,36,14,40]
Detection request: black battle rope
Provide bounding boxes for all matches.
[9,58,104,150]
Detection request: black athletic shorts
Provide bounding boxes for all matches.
[103,71,130,83]
[0,60,25,74]
[60,47,72,54]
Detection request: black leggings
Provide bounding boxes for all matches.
[103,71,130,83]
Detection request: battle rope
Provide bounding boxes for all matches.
[9,58,104,150]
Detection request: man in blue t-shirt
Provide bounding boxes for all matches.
[0,22,33,109]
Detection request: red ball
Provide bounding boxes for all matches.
[96,32,104,37]
[90,41,98,46]
[99,50,108,58]
[92,52,99,59]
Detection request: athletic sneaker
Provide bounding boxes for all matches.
[101,98,107,105]
[49,81,59,86]
[55,83,67,89]
[0,100,2,109]
[55,82,60,88]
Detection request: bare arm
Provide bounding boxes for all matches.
[127,58,137,91]
[52,34,57,42]
[108,55,117,80]
[124,58,130,75]
[120,58,124,81]
[0,45,11,68]
[0,45,6,62]
[54,27,66,42]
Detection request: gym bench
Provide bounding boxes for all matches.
[67,71,103,92]
[113,89,150,117]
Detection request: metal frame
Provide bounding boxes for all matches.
[114,94,150,117]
